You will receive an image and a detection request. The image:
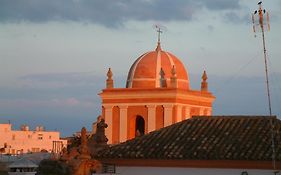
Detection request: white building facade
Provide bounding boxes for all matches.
[0,123,67,155]
[113,167,277,175]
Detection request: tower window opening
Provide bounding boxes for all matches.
[135,116,145,137]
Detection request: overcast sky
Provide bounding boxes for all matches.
[0,0,281,136]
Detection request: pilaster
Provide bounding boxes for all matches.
[207,108,212,116]
[119,105,128,142]
[163,104,173,127]
[147,105,156,132]
[175,105,182,122]
[199,107,204,116]
[104,105,113,144]
[185,106,191,119]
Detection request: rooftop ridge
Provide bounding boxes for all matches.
[192,115,277,119]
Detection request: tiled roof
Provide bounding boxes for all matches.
[97,116,281,161]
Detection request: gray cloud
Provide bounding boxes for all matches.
[0,71,127,136]
[0,72,126,101]
[199,0,240,10]
[207,25,214,32]
[0,0,242,27]
[20,72,103,88]
[209,74,281,116]
[222,11,250,24]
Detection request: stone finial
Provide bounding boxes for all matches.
[201,70,208,92]
[160,68,165,78]
[159,68,167,88]
[81,127,87,146]
[79,127,91,159]
[171,65,176,77]
[88,118,109,158]
[94,119,108,145]
[61,127,103,175]
[106,68,114,89]
[170,65,178,88]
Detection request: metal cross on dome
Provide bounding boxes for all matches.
[155,25,163,43]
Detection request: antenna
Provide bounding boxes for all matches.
[252,1,272,115]
[252,1,276,170]
[252,1,272,116]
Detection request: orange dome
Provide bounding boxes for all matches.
[126,43,190,89]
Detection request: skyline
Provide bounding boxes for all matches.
[0,0,281,136]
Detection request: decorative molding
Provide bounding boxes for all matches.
[102,103,211,109]
[146,105,157,108]
[118,105,128,109]
[103,105,114,109]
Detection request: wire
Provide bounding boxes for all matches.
[212,51,260,94]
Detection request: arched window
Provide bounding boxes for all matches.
[135,116,145,137]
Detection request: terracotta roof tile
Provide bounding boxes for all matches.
[96,116,281,161]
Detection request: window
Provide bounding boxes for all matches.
[17,150,23,154]
[31,148,40,152]
[28,135,32,139]
[49,135,52,139]
[12,134,15,140]
[135,115,145,137]
[38,134,43,140]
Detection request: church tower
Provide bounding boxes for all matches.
[99,35,215,144]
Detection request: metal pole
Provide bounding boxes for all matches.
[261,25,272,116]
[258,2,275,169]
[261,30,276,169]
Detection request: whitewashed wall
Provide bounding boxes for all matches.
[113,167,278,175]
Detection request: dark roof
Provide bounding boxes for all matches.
[8,158,38,168]
[97,116,281,161]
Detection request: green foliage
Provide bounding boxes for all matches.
[0,162,7,175]
[67,136,81,152]
[37,159,71,175]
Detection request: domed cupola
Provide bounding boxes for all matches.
[100,31,215,144]
[126,42,190,89]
